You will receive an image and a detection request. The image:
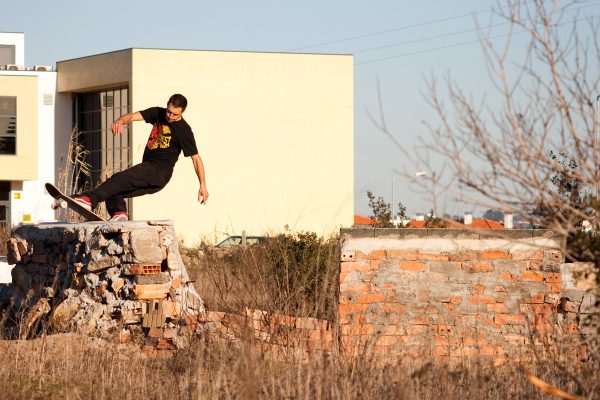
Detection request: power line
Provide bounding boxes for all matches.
[352,2,600,56]
[354,23,504,55]
[287,0,535,52]
[354,13,599,66]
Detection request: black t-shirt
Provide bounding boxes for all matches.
[140,107,199,172]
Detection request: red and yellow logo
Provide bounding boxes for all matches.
[146,123,172,150]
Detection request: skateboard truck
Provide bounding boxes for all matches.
[51,198,68,210]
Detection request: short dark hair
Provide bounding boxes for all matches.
[168,94,188,111]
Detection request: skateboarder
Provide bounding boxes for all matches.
[73,94,209,221]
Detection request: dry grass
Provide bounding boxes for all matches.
[0,232,598,399]
[0,331,596,400]
[0,224,11,256]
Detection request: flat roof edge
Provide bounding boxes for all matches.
[57,47,352,64]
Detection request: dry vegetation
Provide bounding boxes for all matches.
[0,231,597,399]
[0,333,594,400]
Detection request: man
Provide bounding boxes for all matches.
[74,93,209,221]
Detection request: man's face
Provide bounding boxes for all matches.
[166,103,184,123]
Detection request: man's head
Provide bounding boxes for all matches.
[166,94,187,123]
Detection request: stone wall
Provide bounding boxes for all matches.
[5,221,204,348]
[338,228,593,364]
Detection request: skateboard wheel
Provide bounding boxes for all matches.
[59,199,67,209]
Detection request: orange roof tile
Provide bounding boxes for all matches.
[354,214,376,225]
[468,219,505,229]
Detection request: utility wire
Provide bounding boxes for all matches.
[353,2,600,55]
[287,0,536,52]
[354,13,599,66]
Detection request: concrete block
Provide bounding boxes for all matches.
[130,230,163,263]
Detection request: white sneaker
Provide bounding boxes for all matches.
[109,212,128,222]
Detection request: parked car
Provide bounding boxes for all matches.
[216,236,268,248]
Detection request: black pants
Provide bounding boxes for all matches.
[85,162,171,216]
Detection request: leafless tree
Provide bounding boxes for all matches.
[373,0,600,247]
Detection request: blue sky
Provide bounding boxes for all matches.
[3,1,594,218]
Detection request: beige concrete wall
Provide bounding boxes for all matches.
[56,50,131,93]
[0,75,38,180]
[129,49,354,244]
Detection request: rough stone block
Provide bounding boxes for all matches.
[130,230,163,263]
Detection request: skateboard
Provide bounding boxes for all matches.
[45,183,105,221]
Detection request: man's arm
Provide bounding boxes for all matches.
[111,111,144,135]
[191,154,209,204]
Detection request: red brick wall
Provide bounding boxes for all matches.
[338,228,580,364]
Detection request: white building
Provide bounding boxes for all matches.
[0,32,354,244]
[0,32,59,225]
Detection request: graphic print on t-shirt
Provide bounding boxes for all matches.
[146,123,172,150]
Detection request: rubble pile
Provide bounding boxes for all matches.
[6,221,205,352]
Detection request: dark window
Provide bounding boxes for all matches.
[74,87,130,191]
[0,181,9,201]
[0,97,16,155]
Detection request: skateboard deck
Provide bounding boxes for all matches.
[45,183,105,222]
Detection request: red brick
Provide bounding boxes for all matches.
[399,261,425,272]
[460,337,489,346]
[471,284,485,294]
[386,249,418,259]
[546,282,561,292]
[370,259,382,269]
[356,293,385,304]
[435,324,454,335]
[494,285,507,292]
[529,304,556,315]
[463,261,493,273]
[564,322,579,334]
[433,336,449,345]
[544,251,562,262]
[494,314,526,325]
[481,250,512,260]
[409,316,429,325]
[497,272,514,280]
[487,303,509,313]
[479,346,504,356]
[544,272,560,283]
[529,261,541,271]
[339,303,367,314]
[522,271,544,282]
[511,251,544,260]
[381,303,407,313]
[431,346,449,356]
[339,272,349,282]
[524,292,545,304]
[366,250,386,260]
[448,251,478,261]
[339,282,371,293]
[340,323,375,335]
[468,295,495,304]
[406,324,428,335]
[340,261,372,273]
[451,347,479,357]
[375,335,397,346]
[417,253,449,261]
